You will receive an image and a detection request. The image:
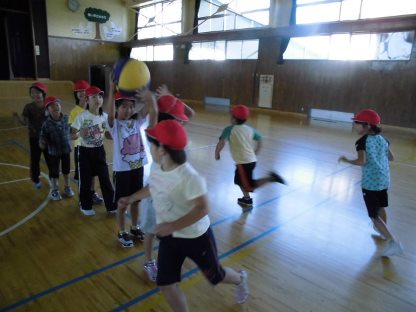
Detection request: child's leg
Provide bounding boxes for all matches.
[78,147,93,210]
[29,137,42,184]
[95,146,115,212]
[159,284,189,312]
[117,205,128,232]
[379,207,387,223]
[372,214,393,240]
[61,153,71,187]
[130,201,139,227]
[73,146,79,180]
[144,233,155,262]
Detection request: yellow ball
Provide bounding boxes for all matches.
[113,58,151,95]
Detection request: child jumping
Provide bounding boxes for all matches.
[107,83,157,247]
[69,80,103,205]
[338,109,403,257]
[118,120,249,309]
[14,82,51,189]
[39,97,74,200]
[71,86,115,216]
[215,104,285,209]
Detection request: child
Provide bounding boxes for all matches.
[141,86,194,282]
[215,104,285,209]
[107,85,157,247]
[69,80,103,205]
[13,82,51,189]
[39,97,74,200]
[338,109,403,257]
[118,120,249,308]
[71,86,115,216]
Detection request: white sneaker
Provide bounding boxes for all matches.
[382,240,404,257]
[64,186,75,198]
[373,225,386,240]
[49,189,62,201]
[235,270,249,304]
[80,207,96,216]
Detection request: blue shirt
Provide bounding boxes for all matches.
[355,134,390,190]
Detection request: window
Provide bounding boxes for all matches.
[131,44,174,61]
[189,40,258,60]
[284,31,414,61]
[296,0,416,24]
[198,0,270,33]
[136,0,182,40]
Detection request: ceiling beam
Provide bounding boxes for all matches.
[123,14,416,47]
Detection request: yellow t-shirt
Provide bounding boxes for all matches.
[69,105,85,147]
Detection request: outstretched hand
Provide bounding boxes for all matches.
[155,84,172,98]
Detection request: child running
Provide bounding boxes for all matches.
[118,120,249,309]
[13,82,51,189]
[71,86,115,216]
[215,104,285,209]
[69,80,103,204]
[39,97,74,200]
[338,109,403,257]
[107,82,157,247]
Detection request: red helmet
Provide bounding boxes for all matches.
[352,109,381,125]
[44,96,60,108]
[231,104,250,120]
[85,86,103,97]
[30,81,47,94]
[73,80,90,91]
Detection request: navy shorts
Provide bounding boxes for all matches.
[234,162,256,192]
[113,167,144,203]
[156,227,226,286]
[362,188,388,218]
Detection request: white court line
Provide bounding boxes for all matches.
[0,126,26,131]
[0,162,50,237]
[0,177,31,185]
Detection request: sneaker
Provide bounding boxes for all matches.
[80,207,96,216]
[130,227,145,241]
[49,189,62,201]
[373,225,386,240]
[382,240,404,257]
[237,197,253,208]
[92,192,104,205]
[235,270,249,304]
[118,232,134,248]
[144,259,158,282]
[269,171,286,184]
[34,181,42,189]
[107,209,117,214]
[63,186,75,198]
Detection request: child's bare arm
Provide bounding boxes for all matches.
[254,139,262,154]
[215,138,226,160]
[136,89,158,127]
[13,112,27,126]
[118,186,151,209]
[338,150,366,166]
[71,127,79,140]
[155,195,209,237]
[388,148,394,161]
[155,84,172,98]
[107,76,116,128]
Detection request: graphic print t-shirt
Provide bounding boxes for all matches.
[71,110,108,148]
[108,118,148,171]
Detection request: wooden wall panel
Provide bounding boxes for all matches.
[48,37,120,82]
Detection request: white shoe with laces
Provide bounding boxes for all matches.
[382,240,404,257]
[235,270,249,304]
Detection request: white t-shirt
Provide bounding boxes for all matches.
[149,162,210,238]
[71,110,108,148]
[108,119,148,172]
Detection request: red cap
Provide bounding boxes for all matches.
[30,82,47,94]
[114,91,135,102]
[231,104,250,120]
[157,95,189,122]
[44,96,60,108]
[352,109,381,125]
[145,120,187,150]
[73,80,90,91]
[85,86,104,97]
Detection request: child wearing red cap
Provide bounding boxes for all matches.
[338,109,403,257]
[118,120,249,308]
[13,82,51,189]
[215,104,285,209]
[71,86,115,216]
[106,79,158,248]
[39,97,74,200]
[69,80,103,205]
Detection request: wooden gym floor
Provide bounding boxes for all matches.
[0,102,416,311]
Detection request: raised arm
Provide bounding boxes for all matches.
[107,77,116,128]
[136,89,158,128]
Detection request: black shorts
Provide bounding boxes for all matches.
[113,167,144,203]
[48,153,71,178]
[234,162,256,192]
[362,188,388,218]
[156,227,226,286]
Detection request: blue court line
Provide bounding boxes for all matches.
[0,164,356,312]
[111,197,334,312]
